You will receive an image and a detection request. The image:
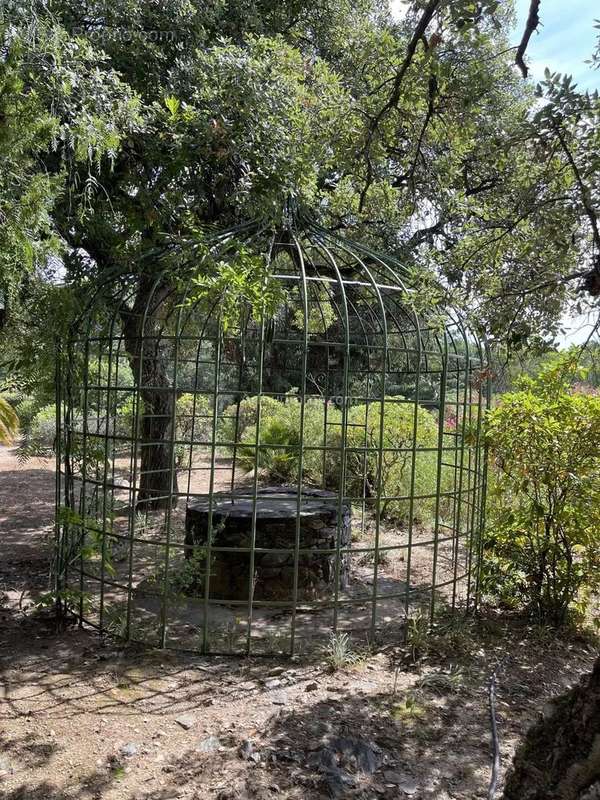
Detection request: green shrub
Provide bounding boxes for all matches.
[29,403,58,449]
[176,393,214,443]
[482,356,600,625]
[86,357,135,398]
[342,399,440,523]
[17,402,68,459]
[114,395,137,439]
[22,392,216,464]
[237,397,342,484]
[19,402,96,461]
[222,393,442,524]
[174,392,213,468]
[168,549,208,596]
[14,395,39,433]
[219,395,283,446]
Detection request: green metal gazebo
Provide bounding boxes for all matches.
[55,218,490,656]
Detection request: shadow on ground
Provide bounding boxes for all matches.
[1,447,598,799]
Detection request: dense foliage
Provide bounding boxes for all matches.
[2,4,600,607]
[0,7,140,382]
[1,0,600,383]
[0,395,18,444]
[343,400,441,522]
[234,396,338,486]
[482,357,600,625]
[224,395,442,524]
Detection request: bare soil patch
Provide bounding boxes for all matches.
[0,445,597,799]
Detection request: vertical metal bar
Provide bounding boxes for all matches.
[61,337,76,606]
[202,331,223,653]
[290,234,309,656]
[109,340,123,515]
[124,364,141,640]
[472,345,492,612]
[160,312,182,649]
[465,344,486,613]
[54,338,63,618]
[184,371,200,503]
[430,333,449,623]
[404,327,422,619]
[245,317,266,655]
[230,322,247,495]
[360,364,370,570]
[464,381,477,609]
[78,331,91,625]
[451,334,470,612]
[98,329,115,634]
[322,369,329,490]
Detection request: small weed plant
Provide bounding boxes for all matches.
[392,692,427,722]
[406,609,430,661]
[325,632,361,670]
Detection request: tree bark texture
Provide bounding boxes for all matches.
[121,274,179,511]
[503,655,600,800]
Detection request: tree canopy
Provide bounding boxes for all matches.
[1,0,600,384]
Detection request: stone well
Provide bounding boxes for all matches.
[184,488,351,602]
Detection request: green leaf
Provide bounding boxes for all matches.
[164,95,180,118]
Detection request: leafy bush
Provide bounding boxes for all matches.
[14,395,38,433]
[176,393,213,443]
[20,391,215,464]
[219,395,284,447]
[222,394,442,524]
[19,402,92,460]
[168,549,208,596]
[27,402,58,451]
[342,399,440,523]
[114,395,137,440]
[482,357,600,625]
[85,357,135,401]
[174,392,213,468]
[236,397,341,484]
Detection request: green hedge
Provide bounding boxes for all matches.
[483,356,600,625]
[221,395,444,524]
[235,397,341,485]
[342,400,440,523]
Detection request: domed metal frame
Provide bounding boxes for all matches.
[55,218,491,656]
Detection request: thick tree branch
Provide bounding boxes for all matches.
[405,218,446,248]
[393,74,438,191]
[515,0,541,78]
[489,267,592,300]
[551,117,600,294]
[358,0,442,211]
[462,160,501,197]
[380,0,441,117]
[551,119,600,254]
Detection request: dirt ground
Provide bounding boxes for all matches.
[0,444,598,800]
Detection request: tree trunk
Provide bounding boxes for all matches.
[503,655,600,800]
[121,274,179,511]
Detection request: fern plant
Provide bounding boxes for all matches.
[0,395,19,444]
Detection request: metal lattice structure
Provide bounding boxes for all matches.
[55,220,490,656]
